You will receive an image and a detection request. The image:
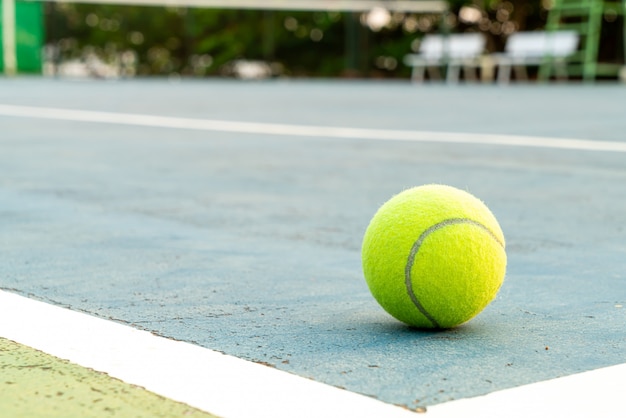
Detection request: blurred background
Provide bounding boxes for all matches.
[1,0,625,81]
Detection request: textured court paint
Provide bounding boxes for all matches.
[1,79,626,410]
[0,290,422,418]
[0,338,217,418]
[4,292,626,418]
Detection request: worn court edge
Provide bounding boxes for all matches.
[1,104,626,153]
[0,290,418,418]
[2,290,625,417]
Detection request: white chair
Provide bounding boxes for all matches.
[404,33,487,83]
[492,30,579,83]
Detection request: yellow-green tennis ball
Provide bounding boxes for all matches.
[362,184,506,329]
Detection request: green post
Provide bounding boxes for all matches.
[1,0,44,74]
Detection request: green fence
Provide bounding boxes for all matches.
[1,0,44,73]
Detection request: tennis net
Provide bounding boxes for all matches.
[3,0,449,78]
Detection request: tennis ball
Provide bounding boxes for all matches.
[362,184,506,329]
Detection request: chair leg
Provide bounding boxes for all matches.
[480,55,495,82]
[497,63,512,84]
[411,65,426,83]
[446,64,461,83]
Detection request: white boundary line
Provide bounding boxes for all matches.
[3,290,626,418]
[0,290,418,418]
[1,103,626,153]
[426,362,626,418]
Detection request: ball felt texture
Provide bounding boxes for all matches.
[362,185,507,329]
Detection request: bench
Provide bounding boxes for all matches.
[492,30,580,83]
[403,33,486,83]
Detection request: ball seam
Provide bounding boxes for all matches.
[404,218,505,328]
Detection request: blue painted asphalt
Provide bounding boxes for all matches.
[1,78,625,408]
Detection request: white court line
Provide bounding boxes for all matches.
[2,289,626,418]
[426,363,626,418]
[0,290,418,418]
[1,103,626,153]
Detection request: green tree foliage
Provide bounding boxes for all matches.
[44,1,550,78]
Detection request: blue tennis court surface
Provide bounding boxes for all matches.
[1,78,626,411]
